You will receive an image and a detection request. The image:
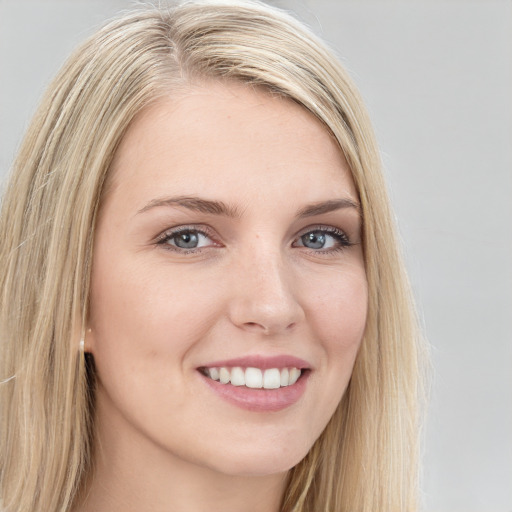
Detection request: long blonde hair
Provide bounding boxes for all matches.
[0,2,427,511]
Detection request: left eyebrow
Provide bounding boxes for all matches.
[297,198,361,218]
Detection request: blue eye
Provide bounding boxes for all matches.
[301,231,328,249]
[158,228,213,251]
[173,231,200,249]
[294,227,350,251]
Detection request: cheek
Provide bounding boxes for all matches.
[309,263,368,352]
[87,257,224,427]
[306,262,367,400]
[89,252,219,349]
[289,263,367,445]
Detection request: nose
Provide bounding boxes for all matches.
[227,248,305,336]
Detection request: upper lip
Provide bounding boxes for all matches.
[199,354,312,371]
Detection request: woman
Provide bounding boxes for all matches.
[0,1,426,511]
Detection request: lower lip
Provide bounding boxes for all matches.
[199,371,310,412]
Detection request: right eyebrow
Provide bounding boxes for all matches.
[137,196,243,218]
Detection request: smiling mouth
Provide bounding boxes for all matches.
[199,366,304,389]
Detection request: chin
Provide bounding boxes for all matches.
[203,439,312,478]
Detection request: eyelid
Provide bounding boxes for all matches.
[293,224,352,251]
[295,224,349,239]
[155,224,220,251]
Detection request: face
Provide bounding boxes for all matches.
[88,82,367,478]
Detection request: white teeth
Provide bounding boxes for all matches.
[289,368,301,385]
[219,367,230,384]
[230,367,245,386]
[263,368,281,389]
[280,368,289,387]
[208,367,220,381]
[245,367,263,388]
[204,366,303,389]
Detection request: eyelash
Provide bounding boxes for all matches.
[294,225,353,254]
[155,225,353,254]
[155,225,217,254]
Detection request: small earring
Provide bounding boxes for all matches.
[79,328,92,353]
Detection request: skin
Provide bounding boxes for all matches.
[81,82,368,512]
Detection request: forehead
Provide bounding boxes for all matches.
[107,81,356,209]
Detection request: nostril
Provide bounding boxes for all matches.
[242,321,271,334]
[243,322,267,333]
[241,320,297,336]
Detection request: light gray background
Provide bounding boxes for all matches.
[1,1,511,511]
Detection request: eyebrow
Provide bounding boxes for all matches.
[296,198,361,217]
[137,195,360,218]
[137,196,243,217]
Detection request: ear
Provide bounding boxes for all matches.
[83,327,96,354]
